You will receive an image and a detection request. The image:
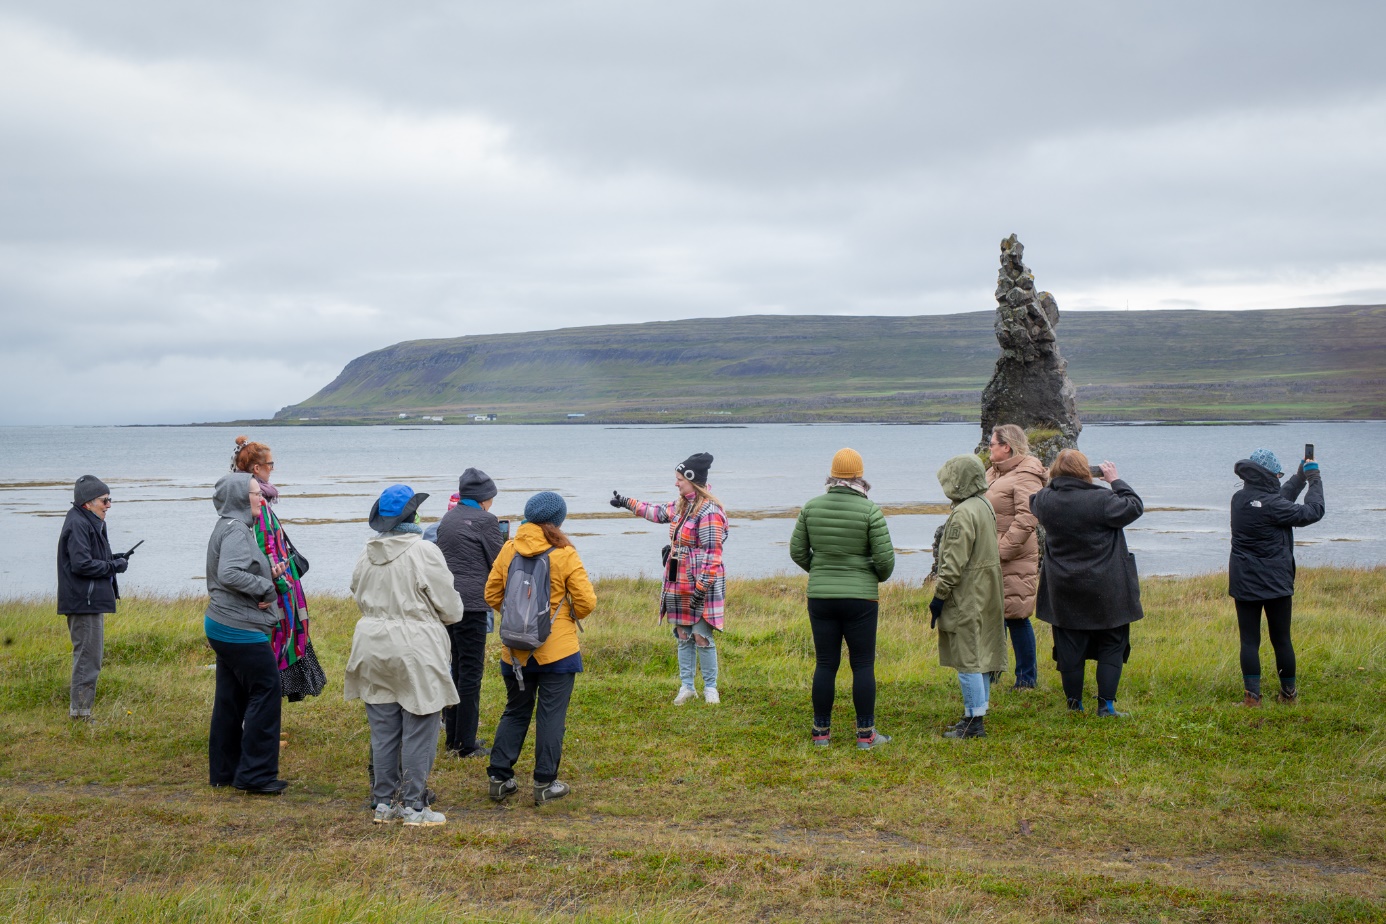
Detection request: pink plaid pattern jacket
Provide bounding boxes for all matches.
[628,497,727,629]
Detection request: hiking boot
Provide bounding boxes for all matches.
[704,687,720,705]
[1239,691,1262,707]
[457,745,491,759]
[400,805,446,826]
[673,687,697,706]
[1097,699,1129,718]
[856,730,891,750]
[1010,682,1037,692]
[1276,689,1298,704]
[534,780,571,806]
[811,726,831,748]
[943,716,986,739]
[373,802,402,825]
[488,777,518,803]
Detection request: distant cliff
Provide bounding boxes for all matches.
[274,305,1386,423]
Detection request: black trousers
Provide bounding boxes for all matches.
[1235,596,1295,685]
[486,670,575,785]
[807,597,878,730]
[207,638,282,788]
[443,614,488,753]
[1051,624,1130,705]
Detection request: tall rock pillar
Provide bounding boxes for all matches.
[977,234,1081,465]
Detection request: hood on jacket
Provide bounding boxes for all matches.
[939,454,989,503]
[511,521,554,557]
[212,472,256,525]
[1235,459,1283,492]
[365,531,420,565]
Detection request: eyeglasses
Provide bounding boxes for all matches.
[97,496,113,505]
[262,461,275,469]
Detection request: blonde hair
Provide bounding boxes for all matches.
[991,424,1029,458]
[1050,448,1093,483]
[677,482,723,519]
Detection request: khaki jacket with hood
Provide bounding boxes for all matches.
[486,522,597,668]
[934,455,1007,674]
[344,531,464,715]
[985,453,1047,621]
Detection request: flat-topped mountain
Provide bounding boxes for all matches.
[275,304,1386,423]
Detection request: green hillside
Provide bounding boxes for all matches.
[274,304,1386,423]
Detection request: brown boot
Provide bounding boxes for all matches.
[1276,689,1298,704]
[1239,691,1262,707]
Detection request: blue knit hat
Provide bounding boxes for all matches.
[1249,448,1283,475]
[524,491,567,526]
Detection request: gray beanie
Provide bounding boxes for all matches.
[73,475,110,507]
[457,467,498,501]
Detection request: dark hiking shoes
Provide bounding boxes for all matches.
[534,780,571,806]
[943,716,986,739]
[488,777,518,803]
[856,729,890,750]
[1097,699,1130,718]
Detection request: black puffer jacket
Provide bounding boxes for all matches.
[1031,477,1145,631]
[1229,461,1324,601]
[435,502,504,616]
[57,505,126,615]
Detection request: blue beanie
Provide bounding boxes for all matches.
[1249,448,1283,475]
[524,491,567,526]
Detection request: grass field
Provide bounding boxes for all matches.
[2,569,1385,922]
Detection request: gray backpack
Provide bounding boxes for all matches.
[499,548,555,689]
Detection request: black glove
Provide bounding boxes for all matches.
[610,491,629,509]
[113,556,130,574]
[928,595,944,628]
[123,546,139,559]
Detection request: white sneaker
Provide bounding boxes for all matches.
[400,805,446,826]
[704,687,720,705]
[372,802,401,824]
[673,687,697,705]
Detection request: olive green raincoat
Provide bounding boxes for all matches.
[933,455,1007,674]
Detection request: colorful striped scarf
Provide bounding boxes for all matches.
[253,505,311,670]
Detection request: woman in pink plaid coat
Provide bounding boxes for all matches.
[611,452,727,705]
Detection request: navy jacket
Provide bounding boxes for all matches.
[1229,461,1325,601]
[57,505,126,615]
[1031,477,1145,631]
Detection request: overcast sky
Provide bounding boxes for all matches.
[2,2,1384,424]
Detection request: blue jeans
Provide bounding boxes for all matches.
[674,620,718,690]
[1006,618,1037,687]
[957,672,991,717]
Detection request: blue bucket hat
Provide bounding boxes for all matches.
[369,484,429,532]
[1248,448,1283,475]
[523,491,567,526]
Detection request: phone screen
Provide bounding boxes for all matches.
[1304,443,1314,461]
[498,520,511,540]
[1089,465,1104,477]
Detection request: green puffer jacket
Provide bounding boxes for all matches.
[789,486,895,599]
[934,456,1006,674]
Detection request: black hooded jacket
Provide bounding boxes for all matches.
[1031,476,1145,631]
[57,505,126,615]
[1229,461,1325,601]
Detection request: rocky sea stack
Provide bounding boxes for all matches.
[977,234,1081,464]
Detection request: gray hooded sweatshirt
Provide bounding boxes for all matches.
[205,472,280,634]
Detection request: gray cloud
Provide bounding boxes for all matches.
[1,2,1384,423]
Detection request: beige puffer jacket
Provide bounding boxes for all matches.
[985,453,1048,621]
[344,532,464,715]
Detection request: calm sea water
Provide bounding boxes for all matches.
[1,422,1380,598]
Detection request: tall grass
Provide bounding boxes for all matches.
[1,569,1384,922]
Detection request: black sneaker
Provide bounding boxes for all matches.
[942,716,986,739]
[488,777,518,803]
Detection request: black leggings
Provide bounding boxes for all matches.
[1235,596,1295,684]
[808,598,878,729]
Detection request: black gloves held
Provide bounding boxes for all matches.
[610,491,630,509]
[113,556,130,574]
[928,595,945,628]
[691,588,706,611]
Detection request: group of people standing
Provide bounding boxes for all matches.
[54,431,1324,824]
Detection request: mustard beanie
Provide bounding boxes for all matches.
[830,448,864,480]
